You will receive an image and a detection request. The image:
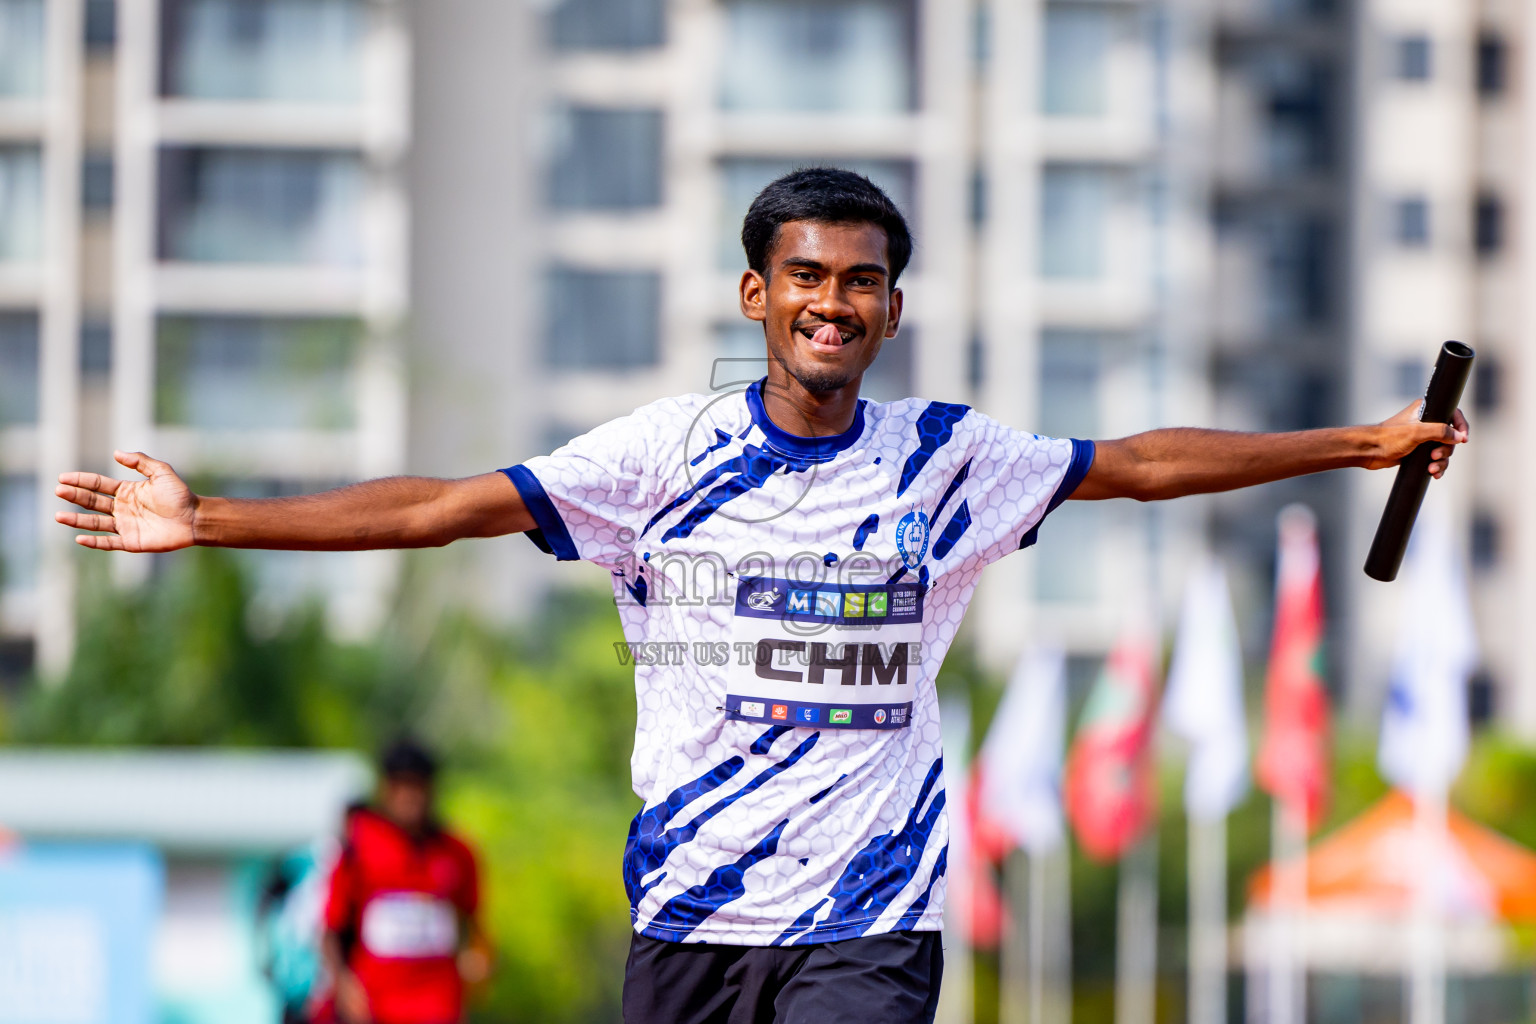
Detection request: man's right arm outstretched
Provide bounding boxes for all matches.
[55,450,534,553]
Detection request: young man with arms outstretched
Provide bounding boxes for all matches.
[56,169,1466,1024]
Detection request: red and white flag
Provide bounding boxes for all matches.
[1064,625,1160,862]
[1256,505,1330,831]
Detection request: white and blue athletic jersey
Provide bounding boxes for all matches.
[502,380,1093,946]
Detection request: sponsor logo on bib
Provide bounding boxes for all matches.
[747,588,781,611]
[729,576,921,730]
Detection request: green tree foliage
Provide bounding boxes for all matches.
[5,549,638,1023]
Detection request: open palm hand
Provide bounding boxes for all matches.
[55,451,197,552]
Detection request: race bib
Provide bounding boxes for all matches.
[726,576,923,730]
[360,893,458,959]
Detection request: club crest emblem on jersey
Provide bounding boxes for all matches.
[894,510,930,569]
[747,587,781,611]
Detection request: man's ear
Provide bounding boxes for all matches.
[884,287,904,338]
[739,269,768,323]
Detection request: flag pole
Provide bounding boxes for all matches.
[1047,843,1073,1024]
[1115,832,1158,1024]
[1268,800,1306,1024]
[1003,849,1030,1024]
[1408,792,1447,1024]
[938,697,974,1024]
[1030,848,1047,1024]
[1187,813,1227,1024]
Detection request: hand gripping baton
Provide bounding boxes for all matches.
[1363,341,1474,582]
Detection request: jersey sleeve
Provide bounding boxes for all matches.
[500,402,678,570]
[964,413,1095,567]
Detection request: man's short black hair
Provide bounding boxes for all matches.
[741,167,914,287]
[380,736,437,782]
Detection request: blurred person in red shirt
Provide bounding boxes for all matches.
[319,739,491,1024]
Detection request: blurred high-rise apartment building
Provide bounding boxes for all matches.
[1,0,411,673]
[2,0,1208,683]
[411,0,1215,674]
[1209,0,1536,735]
[6,0,1531,736]
[1337,0,1536,735]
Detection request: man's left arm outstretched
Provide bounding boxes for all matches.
[1071,400,1469,502]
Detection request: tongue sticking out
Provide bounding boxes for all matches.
[811,323,843,348]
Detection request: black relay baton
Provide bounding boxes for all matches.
[1363,341,1474,582]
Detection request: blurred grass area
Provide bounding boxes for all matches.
[0,547,638,1023]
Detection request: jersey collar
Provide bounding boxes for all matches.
[746,379,867,461]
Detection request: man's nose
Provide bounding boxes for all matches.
[807,282,855,321]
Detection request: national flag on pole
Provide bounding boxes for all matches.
[1164,560,1250,821]
[1256,504,1330,832]
[1378,501,1478,797]
[1064,626,1159,862]
[979,648,1069,854]
[964,649,1069,948]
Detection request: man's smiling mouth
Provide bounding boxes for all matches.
[798,322,860,347]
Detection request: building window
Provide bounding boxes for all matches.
[967,333,984,391]
[1393,196,1430,247]
[1039,330,1103,439]
[84,0,116,50]
[1477,32,1506,97]
[549,108,664,211]
[716,158,916,270]
[546,267,661,371]
[0,475,38,591]
[1261,55,1333,174]
[0,145,42,261]
[1396,35,1432,81]
[81,320,112,375]
[550,0,664,50]
[1393,357,1426,399]
[160,0,366,103]
[158,147,364,265]
[720,0,916,114]
[1034,503,1100,603]
[0,0,44,97]
[1474,357,1500,413]
[82,151,114,211]
[0,313,38,425]
[1471,511,1500,571]
[1475,192,1503,256]
[1040,165,1113,279]
[155,316,361,430]
[1469,671,1495,727]
[1262,212,1331,327]
[1042,3,1113,117]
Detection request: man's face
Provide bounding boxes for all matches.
[739,220,903,398]
[381,775,432,833]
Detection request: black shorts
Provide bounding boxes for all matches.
[622,929,944,1024]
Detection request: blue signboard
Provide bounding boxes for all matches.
[0,843,164,1024]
